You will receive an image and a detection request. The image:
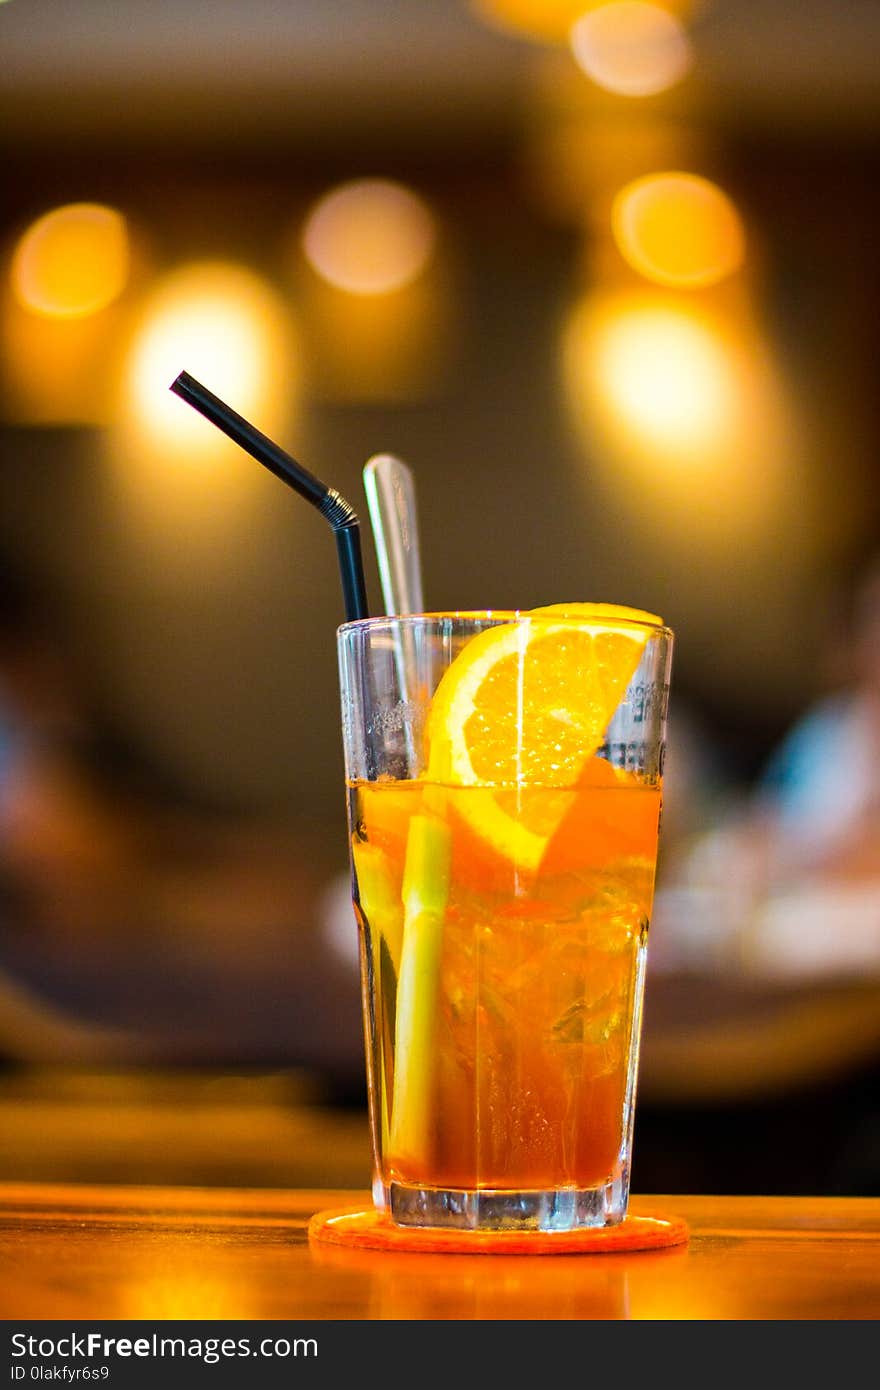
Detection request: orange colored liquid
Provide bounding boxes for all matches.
[349,768,661,1194]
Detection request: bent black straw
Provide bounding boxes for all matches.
[170,371,369,623]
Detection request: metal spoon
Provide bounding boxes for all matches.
[363,453,425,768]
[363,453,424,617]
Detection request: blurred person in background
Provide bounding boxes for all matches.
[742,550,880,989]
[637,551,880,1197]
[663,549,880,983]
[755,554,880,883]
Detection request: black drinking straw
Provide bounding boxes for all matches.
[169,370,369,623]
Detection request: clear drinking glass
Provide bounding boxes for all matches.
[337,611,672,1231]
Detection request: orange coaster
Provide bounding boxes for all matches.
[308,1206,688,1256]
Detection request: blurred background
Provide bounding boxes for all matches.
[1,0,879,1197]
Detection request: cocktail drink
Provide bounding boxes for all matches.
[338,605,672,1231]
[165,375,672,1232]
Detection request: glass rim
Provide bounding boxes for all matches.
[338,609,673,639]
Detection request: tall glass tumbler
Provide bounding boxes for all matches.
[338,611,673,1231]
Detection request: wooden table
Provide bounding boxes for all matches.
[0,1184,878,1321]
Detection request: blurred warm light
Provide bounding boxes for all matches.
[301,179,435,296]
[11,203,129,318]
[587,297,735,451]
[125,260,292,459]
[2,211,148,425]
[612,172,745,287]
[570,3,693,97]
[520,45,705,233]
[297,185,453,401]
[108,259,297,560]
[562,287,797,543]
[473,0,695,44]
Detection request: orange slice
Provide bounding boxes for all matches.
[422,606,658,867]
[425,602,662,873]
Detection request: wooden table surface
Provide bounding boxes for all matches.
[0,1184,878,1321]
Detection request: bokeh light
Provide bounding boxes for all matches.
[562,288,797,551]
[11,203,130,318]
[612,172,745,288]
[107,259,298,568]
[125,260,292,458]
[301,179,436,295]
[570,3,693,97]
[583,297,736,453]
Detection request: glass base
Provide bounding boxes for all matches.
[385,1172,628,1232]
